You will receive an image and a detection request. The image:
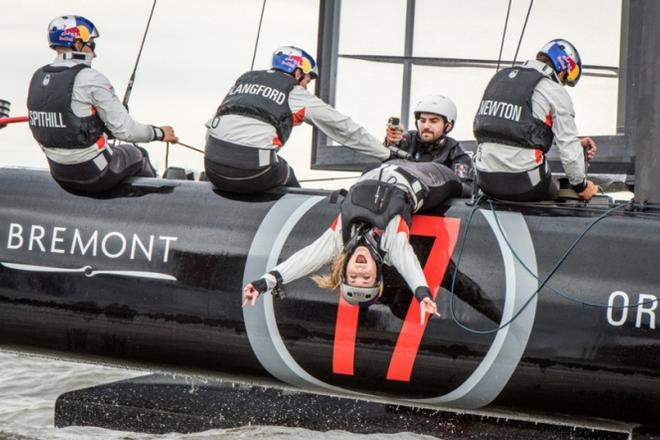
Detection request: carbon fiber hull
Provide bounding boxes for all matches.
[0,167,658,428]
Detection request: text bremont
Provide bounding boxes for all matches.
[5,223,178,263]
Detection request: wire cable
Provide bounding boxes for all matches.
[299,175,359,183]
[446,198,650,335]
[176,140,205,154]
[122,0,158,108]
[496,0,512,71]
[512,0,534,66]
[250,0,267,70]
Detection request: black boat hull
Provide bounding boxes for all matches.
[0,168,658,427]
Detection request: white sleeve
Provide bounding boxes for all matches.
[268,220,344,284]
[538,81,586,186]
[380,215,428,292]
[289,87,390,161]
[81,69,157,143]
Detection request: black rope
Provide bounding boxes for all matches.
[512,0,534,67]
[496,0,512,71]
[446,199,654,336]
[250,0,267,70]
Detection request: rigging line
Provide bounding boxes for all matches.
[165,142,170,170]
[487,201,657,309]
[122,0,158,109]
[298,175,359,183]
[496,0,512,72]
[161,141,204,172]
[448,200,628,335]
[511,0,534,67]
[176,140,205,154]
[250,0,268,71]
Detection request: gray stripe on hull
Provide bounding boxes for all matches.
[242,195,351,394]
[419,209,538,408]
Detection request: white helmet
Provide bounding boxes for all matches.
[414,95,457,126]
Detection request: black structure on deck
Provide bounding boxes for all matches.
[312,0,659,202]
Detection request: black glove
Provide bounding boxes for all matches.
[388,146,412,160]
[249,277,269,295]
[414,286,433,302]
[249,271,285,298]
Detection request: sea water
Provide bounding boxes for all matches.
[0,351,440,440]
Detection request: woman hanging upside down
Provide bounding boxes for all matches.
[242,159,464,325]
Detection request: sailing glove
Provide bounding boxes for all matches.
[414,286,433,303]
[250,270,285,298]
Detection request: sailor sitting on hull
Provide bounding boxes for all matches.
[473,38,598,203]
[27,15,178,195]
[204,45,400,195]
[243,159,465,325]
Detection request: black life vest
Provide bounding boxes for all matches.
[27,64,106,149]
[216,70,297,144]
[473,67,553,153]
[400,132,461,164]
[340,179,413,245]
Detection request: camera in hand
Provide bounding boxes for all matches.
[387,116,403,133]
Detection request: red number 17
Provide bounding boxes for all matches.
[332,215,461,382]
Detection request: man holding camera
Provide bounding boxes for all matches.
[385,94,474,197]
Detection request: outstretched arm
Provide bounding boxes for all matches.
[242,219,343,306]
[289,87,391,161]
[381,215,440,325]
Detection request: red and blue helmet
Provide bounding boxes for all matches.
[271,46,318,79]
[539,39,582,87]
[48,15,99,49]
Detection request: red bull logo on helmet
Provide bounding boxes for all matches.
[279,54,304,72]
[564,56,580,82]
[57,26,80,43]
[58,25,92,43]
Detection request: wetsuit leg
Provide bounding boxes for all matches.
[204,155,294,194]
[53,144,155,194]
[279,157,301,188]
[398,161,463,210]
[417,163,463,209]
[477,163,557,202]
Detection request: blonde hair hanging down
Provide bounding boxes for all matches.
[311,252,347,291]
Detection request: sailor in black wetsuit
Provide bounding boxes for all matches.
[242,159,464,325]
[385,94,474,198]
[27,15,178,194]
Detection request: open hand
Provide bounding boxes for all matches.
[419,296,441,325]
[242,283,260,307]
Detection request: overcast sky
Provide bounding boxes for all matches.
[1,0,622,189]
